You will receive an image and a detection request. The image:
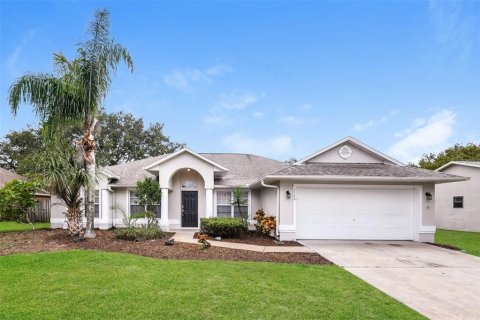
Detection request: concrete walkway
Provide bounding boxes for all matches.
[300,240,480,320]
[172,230,314,253]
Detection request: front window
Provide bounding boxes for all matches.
[453,196,464,208]
[216,190,249,218]
[217,191,232,217]
[94,190,100,218]
[129,190,161,217]
[233,191,248,218]
[129,191,145,215]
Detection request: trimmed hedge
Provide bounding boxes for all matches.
[200,217,246,238]
[114,225,165,241]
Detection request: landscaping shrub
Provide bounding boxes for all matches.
[130,211,158,227]
[254,208,276,236]
[114,225,165,241]
[200,217,246,238]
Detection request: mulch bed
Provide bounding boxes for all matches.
[194,232,302,247]
[0,229,330,265]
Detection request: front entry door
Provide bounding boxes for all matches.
[181,191,198,227]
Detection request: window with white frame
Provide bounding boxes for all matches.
[129,191,144,215]
[94,190,100,218]
[216,190,249,218]
[129,190,161,217]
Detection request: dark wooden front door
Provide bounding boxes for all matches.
[181,191,198,227]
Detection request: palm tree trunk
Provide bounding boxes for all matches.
[66,206,84,238]
[83,118,97,238]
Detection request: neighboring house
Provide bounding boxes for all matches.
[50,137,467,242]
[435,161,479,232]
[0,167,51,222]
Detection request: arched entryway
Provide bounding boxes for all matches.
[162,168,208,228]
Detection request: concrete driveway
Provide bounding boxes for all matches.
[300,240,480,320]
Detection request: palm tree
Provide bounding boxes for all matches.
[231,187,248,227]
[39,144,93,238]
[8,9,133,238]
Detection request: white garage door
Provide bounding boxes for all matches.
[295,186,416,240]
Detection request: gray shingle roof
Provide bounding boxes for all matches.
[202,153,288,186]
[106,154,168,186]
[269,163,465,180]
[106,153,288,187]
[0,167,25,188]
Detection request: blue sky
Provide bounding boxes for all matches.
[1,0,479,163]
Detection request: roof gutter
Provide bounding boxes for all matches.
[261,179,280,239]
[262,175,469,183]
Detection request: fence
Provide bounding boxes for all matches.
[27,197,51,223]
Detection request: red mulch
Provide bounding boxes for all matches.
[194,232,302,246]
[0,229,330,265]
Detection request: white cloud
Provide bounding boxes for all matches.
[4,29,36,69]
[202,92,264,126]
[162,64,233,92]
[279,116,319,126]
[202,114,233,126]
[217,92,263,110]
[429,0,474,60]
[353,109,399,131]
[222,133,293,158]
[388,110,456,163]
[301,103,314,111]
[205,64,233,76]
[252,111,265,118]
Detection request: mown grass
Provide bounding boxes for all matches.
[435,229,480,257]
[0,221,50,232]
[0,250,424,320]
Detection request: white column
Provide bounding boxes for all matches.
[160,188,169,229]
[206,188,213,218]
[101,189,110,229]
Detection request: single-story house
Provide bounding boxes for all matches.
[435,161,479,232]
[50,137,468,242]
[0,167,52,221]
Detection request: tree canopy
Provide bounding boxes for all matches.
[0,127,43,174]
[95,110,184,166]
[415,143,480,170]
[0,110,184,175]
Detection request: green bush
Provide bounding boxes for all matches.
[114,225,165,241]
[200,217,246,238]
[130,211,158,227]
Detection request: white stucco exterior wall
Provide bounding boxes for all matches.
[435,165,480,232]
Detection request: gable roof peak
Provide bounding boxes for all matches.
[142,147,229,171]
[295,136,404,166]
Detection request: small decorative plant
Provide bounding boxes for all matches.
[197,233,211,249]
[254,208,276,237]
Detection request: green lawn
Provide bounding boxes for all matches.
[435,229,480,257]
[0,221,50,232]
[0,250,424,320]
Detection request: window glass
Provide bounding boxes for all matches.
[233,191,248,218]
[453,196,464,208]
[94,190,100,218]
[216,190,249,218]
[217,191,232,217]
[130,191,144,215]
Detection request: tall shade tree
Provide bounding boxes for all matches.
[8,9,133,238]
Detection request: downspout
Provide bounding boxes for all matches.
[106,185,115,228]
[261,179,280,238]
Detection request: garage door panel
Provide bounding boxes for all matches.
[295,186,415,240]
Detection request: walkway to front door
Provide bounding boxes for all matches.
[181,191,198,227]
[300,240,480,320]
